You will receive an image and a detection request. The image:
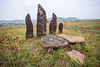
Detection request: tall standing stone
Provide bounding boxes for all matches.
[49,13,57,34]
[59,23,63,33]
[37,4,47,37]
[25,13,33,39]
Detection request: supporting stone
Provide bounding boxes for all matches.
[49,13,57,34]
[37,4,47,37]
[25,13,33,39]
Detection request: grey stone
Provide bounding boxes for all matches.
[58,34,85,43]
[66,50,85,65]
[41,35,69,48]
[37,4,47,37]
[25,13,33,38]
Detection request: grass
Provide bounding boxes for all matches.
[0,20,100,67]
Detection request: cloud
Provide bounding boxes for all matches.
[0,0,100,20]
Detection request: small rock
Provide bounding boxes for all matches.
[66,50,85,65]
[58,34,85,43]
[48,48,53,53]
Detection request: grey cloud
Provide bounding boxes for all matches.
[0,0,100,20]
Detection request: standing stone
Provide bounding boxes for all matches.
[59,23,63,33]
[49,13,57,34]
[25,13,33,39]
[37,4,47,37]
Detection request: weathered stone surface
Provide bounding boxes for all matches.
[58,34,85,43]
[37,4,47,37]
[66,50,85,65]
[49,13,57,34]
[25,13,33,38]
[41,35,69,48]
[59,23,63,33]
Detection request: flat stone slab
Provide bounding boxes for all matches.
[58,34,85,43]
[41,35,69,48]
[66,50,85,65]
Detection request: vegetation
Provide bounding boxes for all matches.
[0,20,100,67]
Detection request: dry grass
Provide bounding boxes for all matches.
[0,20,100,67]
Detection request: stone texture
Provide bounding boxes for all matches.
[66,50,85,65]
[37,4,47,37]
[49,13,57,34]
[41,35,69,48]
[58,34,85,43]
[59,23,63,33]
[25,13,33,38]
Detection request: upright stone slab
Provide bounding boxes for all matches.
[25,13,33,38]
[37,4,47,37]
[59,23,63,33]
[49,13,57,34]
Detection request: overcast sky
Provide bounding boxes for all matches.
[0,0,100,20]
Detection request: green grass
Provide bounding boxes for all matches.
[0,20,100,67]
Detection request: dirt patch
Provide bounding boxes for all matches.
[32,48,39,57]
[79,26,90,29]
[93,26,100,31]
[0,27,13,31]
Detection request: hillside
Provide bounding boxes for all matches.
[0,20,100,67]
[0,18,98,27]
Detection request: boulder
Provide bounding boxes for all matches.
[59,23,63,33]
[25,13,33,38]
[37,4,47,37]
[66,50,85,65]
[49,13,57,34]
[58,34,85,43]
[41,35,69,53]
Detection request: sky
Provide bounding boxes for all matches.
[0,0,100,20]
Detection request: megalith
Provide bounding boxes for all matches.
[37,4,47,37]
[25,13,33,39]
[59,23,63,33]
[49,13,57,34]
[41,35,69,53]
[58,34,85,43]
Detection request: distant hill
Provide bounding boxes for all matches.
[48,17,79,22]
[65,17,80,21]
[0,20,36,26]
[0,17,99,26]
[47,17,98,22]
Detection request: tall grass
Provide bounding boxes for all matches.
[0,21,100,67]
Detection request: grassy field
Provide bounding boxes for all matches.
[0,20,100,67]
